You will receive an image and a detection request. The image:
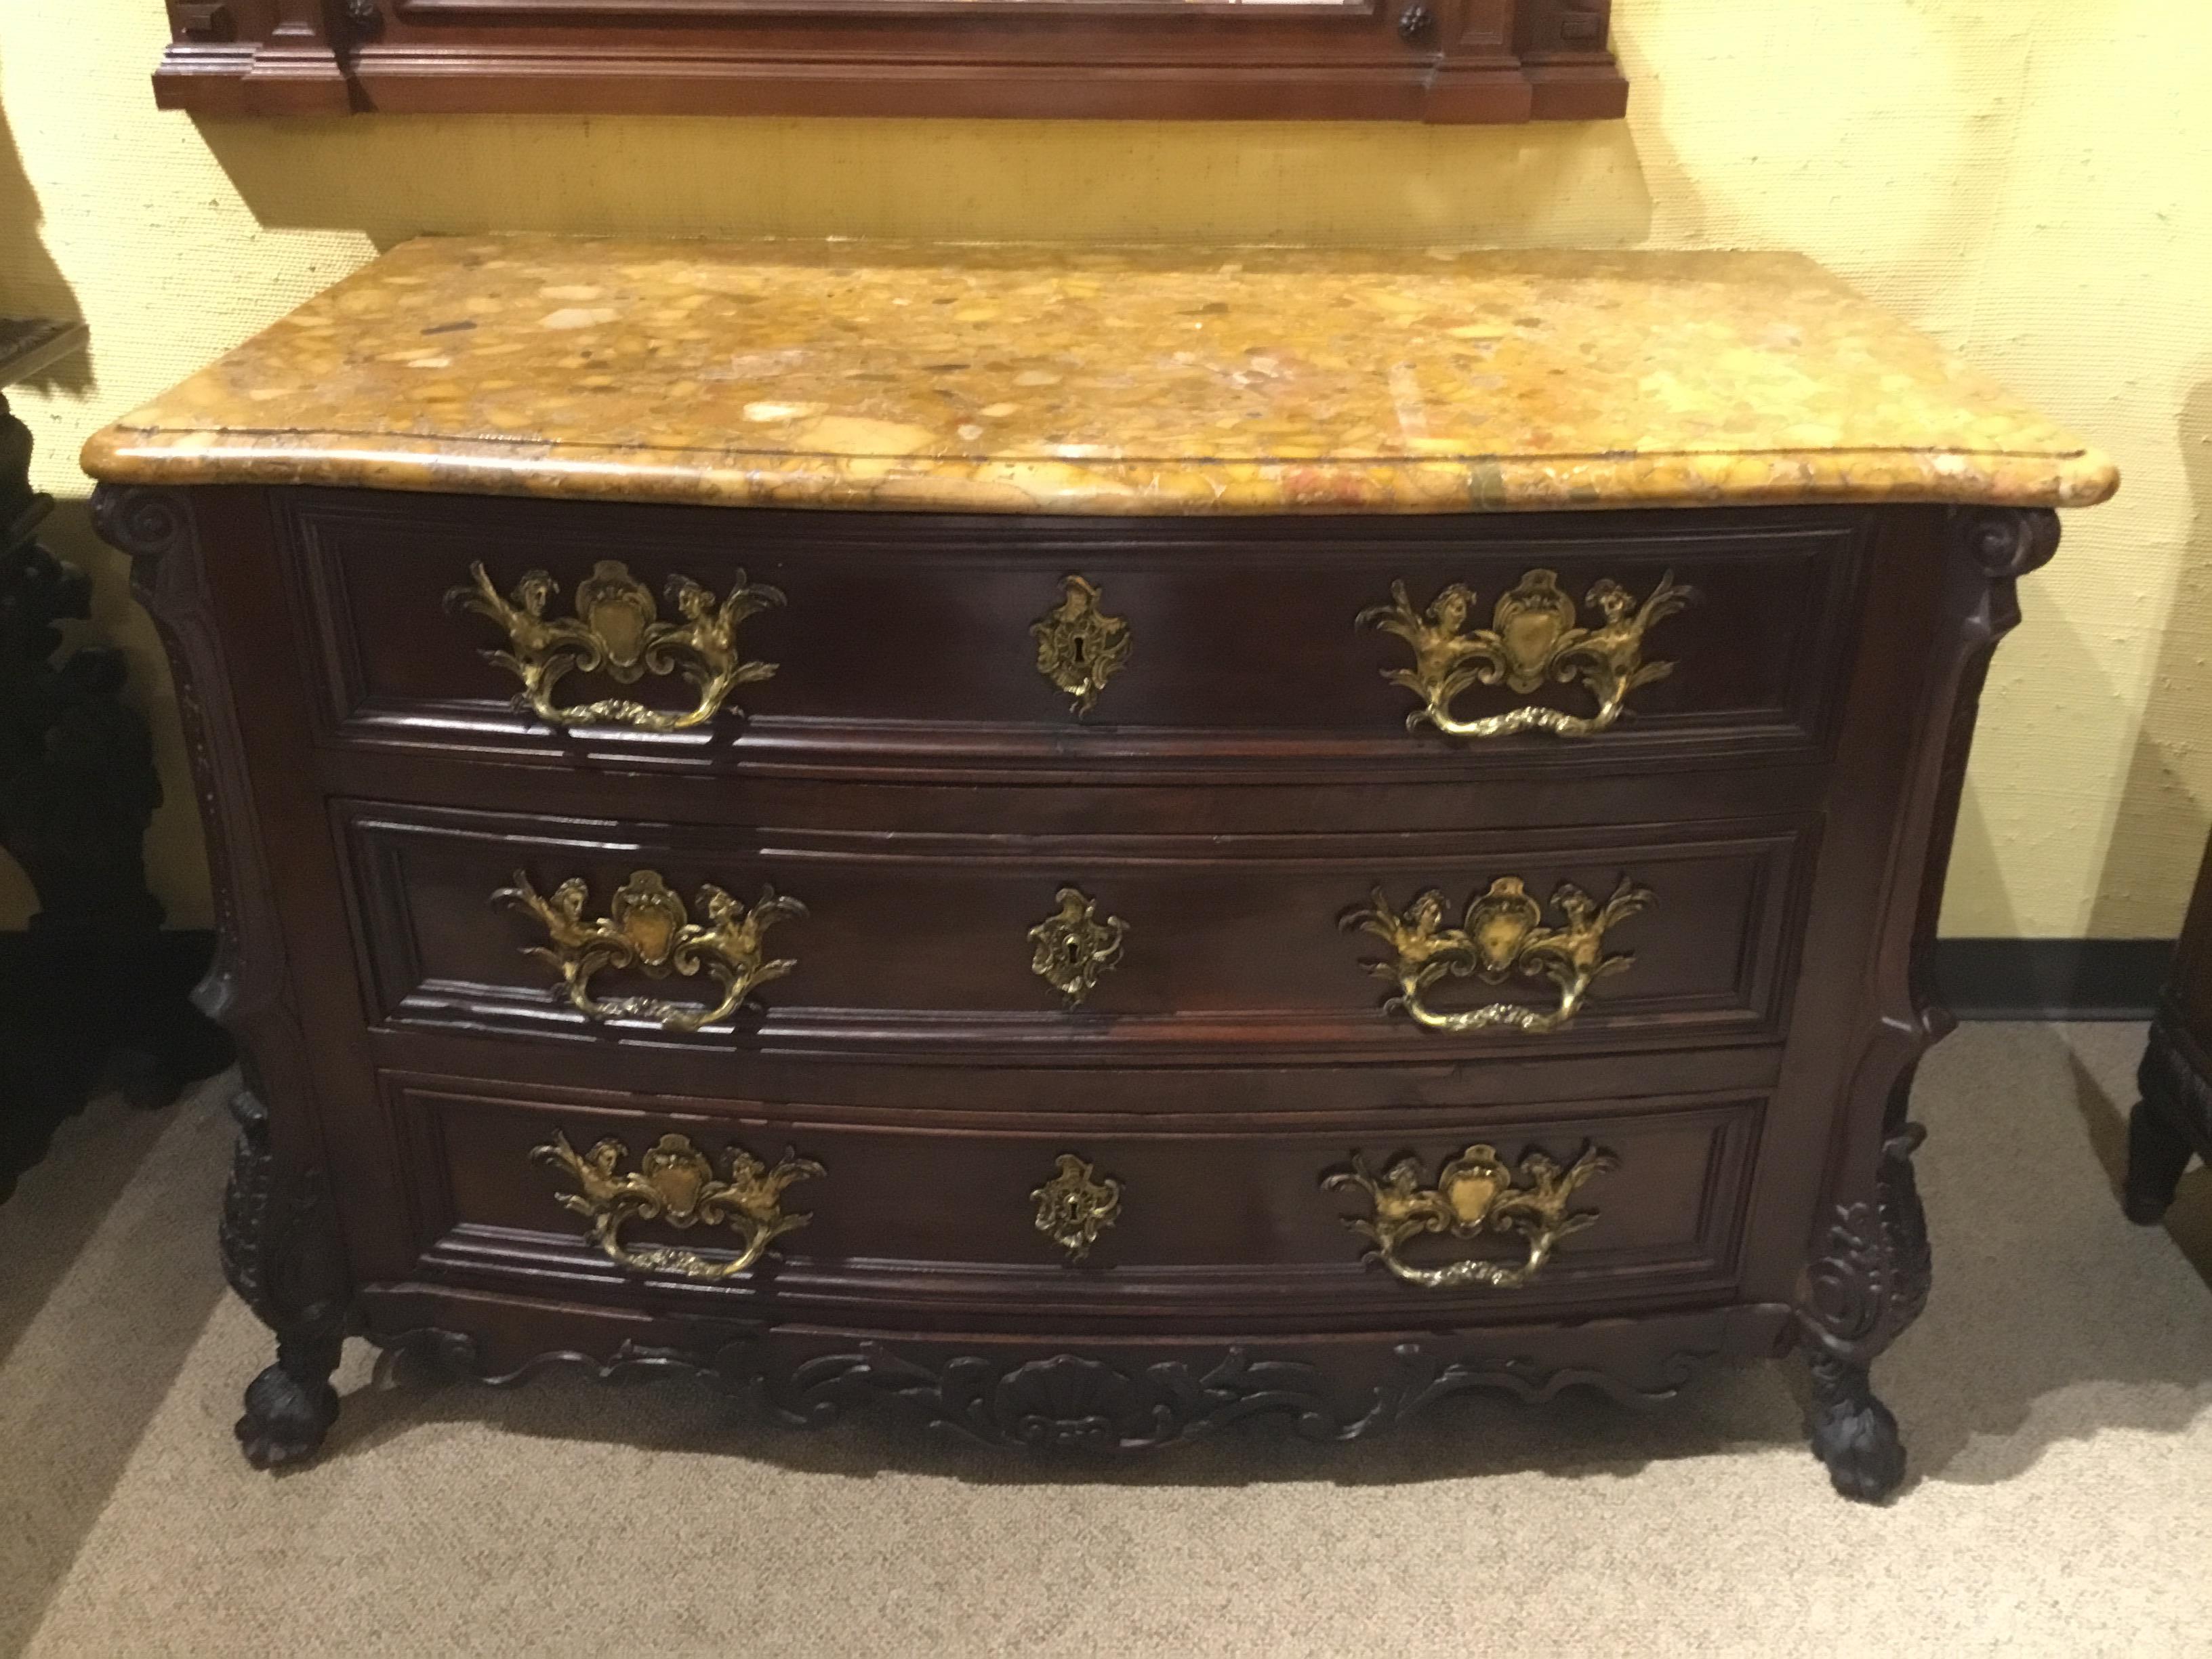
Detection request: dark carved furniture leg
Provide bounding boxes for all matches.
[2125,1102,2194,1223]
[222,1088,348,1466]
[1798,1117,1930,1501]
[2126,1007,2209,1223]
[1805,1352,1904,1501]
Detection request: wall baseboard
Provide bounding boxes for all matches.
[1936,937,2173,1022]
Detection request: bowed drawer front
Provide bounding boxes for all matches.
[386,1077,1764,1328]
[336,802,1816,1061]
[287,492,1870,776]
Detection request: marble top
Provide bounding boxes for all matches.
[81,235,2118,516]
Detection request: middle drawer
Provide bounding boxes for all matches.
[338,801,1816,1065]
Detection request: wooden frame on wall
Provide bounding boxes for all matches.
[155,0,1626,121]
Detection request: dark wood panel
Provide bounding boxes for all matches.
[336,800,1818,1063]
[288,491,1870,783]
[384,1073,1759,1332]
[152,0,1624,123]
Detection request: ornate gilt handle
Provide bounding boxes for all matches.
[533,1130,822,1280]
[1358,567,1695,739]
[1343,875,1651,1035]
[494,868,803,1033]
[449,558,782,732]
[1324,1143,1615,1289]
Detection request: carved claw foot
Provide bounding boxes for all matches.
[1805,1353,1905,1503]
[235,1335,342,1469]
[2123,1097,2196,1225]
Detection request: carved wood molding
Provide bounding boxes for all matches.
[377,1330,1713,1448]
[154,0,1624,119]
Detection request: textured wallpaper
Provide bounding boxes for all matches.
[0,0,2204,937]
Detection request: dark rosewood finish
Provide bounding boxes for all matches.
[2126,832,2212,1223]
[151,0,1624,121]
[90,480,2058,1500]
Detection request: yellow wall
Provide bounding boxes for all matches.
[1,1,2207,937]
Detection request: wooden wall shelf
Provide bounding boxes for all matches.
[154,0,1626,121]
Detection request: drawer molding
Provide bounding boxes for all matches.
[448,557,783,733]
[532,1128,823,1281]
[388,1077,1759,1323]
[293,495,1871,781]
[343,804,1809,1061]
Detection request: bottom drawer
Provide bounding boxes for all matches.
[382,1075,1763,1331]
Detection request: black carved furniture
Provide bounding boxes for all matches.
[81,238,2117,1500]
[0,317,229,1194]
[2125,834,2212,1222]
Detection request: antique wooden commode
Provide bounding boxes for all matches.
[84,238,2116,1500]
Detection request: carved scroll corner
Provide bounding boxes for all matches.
[89,483,198,574]
[1795,1122,1931,1366]
[1954,506,2061,582]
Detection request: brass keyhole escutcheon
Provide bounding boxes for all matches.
[1027,886,1128,1008]
[1032,1154,1123,1264]
[1031,575,1131,717]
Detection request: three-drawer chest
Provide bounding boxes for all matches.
[84,238,2116,1501]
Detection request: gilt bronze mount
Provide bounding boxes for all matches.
[494,868,803,1032]
[1027,886,1129,1008]
[1031,1154,1124,1263]
[449,558,782,731]
[1031,575,1131,717]
[1344,875,1650,1034]
[1360,567,1694,740]
[533,1130,823,1280]
[1325,1142,1615,1289]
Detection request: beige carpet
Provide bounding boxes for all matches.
[3,1023,2209,1658]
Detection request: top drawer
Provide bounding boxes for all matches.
[283,491,1871,783]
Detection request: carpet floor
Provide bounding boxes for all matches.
[2,1023,2209,1657]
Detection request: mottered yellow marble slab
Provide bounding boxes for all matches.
[82,235,2118,515]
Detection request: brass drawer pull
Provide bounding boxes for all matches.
[1344,875,1650,1034]
[449,558,781,731]
[1027,886,1128,1008]
[1031,575,1131,716]
[1031,1154,1123,1263]
[1359,568,1694,739]
[533,1130,823,1280]
[1324,1143,1614,1290]
[495,868,803,1032]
